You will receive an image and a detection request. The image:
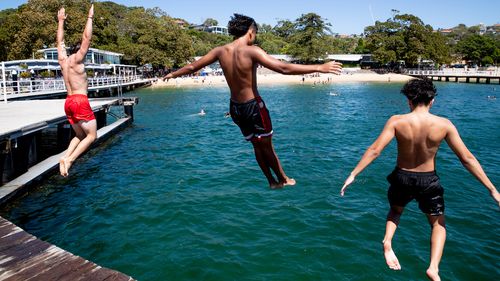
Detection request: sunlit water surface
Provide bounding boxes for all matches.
[2,82,499,280]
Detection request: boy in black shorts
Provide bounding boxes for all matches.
[163,14,342,188]
[340,78,499,281]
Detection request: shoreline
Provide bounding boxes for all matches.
[151,71,413,88]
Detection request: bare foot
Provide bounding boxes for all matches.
[426,267,441,281]
[63,158,73,177]
[59,158,66,177]
[383,241,401,270]
[283,177,296,186]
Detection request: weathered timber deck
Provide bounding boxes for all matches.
[0,216,135,280]
[0,98,120,139]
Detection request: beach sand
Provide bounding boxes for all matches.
[151,69,413,88]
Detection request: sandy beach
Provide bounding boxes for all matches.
[151,69,413,88]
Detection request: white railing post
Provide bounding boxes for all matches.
[2,62,7,103]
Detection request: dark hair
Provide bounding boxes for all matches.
[68,43,81,55]
[401,78,437,105]
[228,13,257,38]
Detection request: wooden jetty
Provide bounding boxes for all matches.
[0,97,138,280]
[0,98,138,201]
[407,69,500,84]
[0,216,134,280]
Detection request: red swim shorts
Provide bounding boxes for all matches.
[64,94,96,125]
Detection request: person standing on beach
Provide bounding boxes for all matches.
[57,4,97,177]
[340,78,499,281]
[163,14,342,188]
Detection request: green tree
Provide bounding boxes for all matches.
[187,29,231,56]
[287,13,332,63]
[353,38,370,54]
[257,32,288,54]
[0,9,17,61]
[272,19,295,40]
[364,12,451,66]
[456,34,498,66]
[0,0,198,69]
[203,18,218,27]
[258,23,273,34]
[116,7,194,67]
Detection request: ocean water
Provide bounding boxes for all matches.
[1,82,499,281]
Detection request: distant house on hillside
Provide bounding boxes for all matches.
[438,28,453,35]
[191,24,228,35]
[485,24,499,35]
[174,19,188,29]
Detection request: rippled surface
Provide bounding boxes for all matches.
[2,82,499,280]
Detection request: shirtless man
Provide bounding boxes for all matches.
[340,78,499,281]
[163,14,342,188]
[57,5,97,177]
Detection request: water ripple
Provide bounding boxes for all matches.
[1,83,499,280]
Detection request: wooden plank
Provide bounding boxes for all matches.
[0,217,134,280]
[0,99,119,138]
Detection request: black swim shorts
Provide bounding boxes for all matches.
[387,167,445,216]
[229,95,273,141]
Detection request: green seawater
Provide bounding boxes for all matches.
[1,82,499,281]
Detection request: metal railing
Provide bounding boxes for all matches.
[1,75,145,99]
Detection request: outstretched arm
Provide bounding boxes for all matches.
[252,47,342,75]
[56,8,68,64]
[445,122,499,206]
[74,4,94,63]
[340,116,397,196]
[163,48,220,81]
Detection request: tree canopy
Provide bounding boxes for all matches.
[286,13,332,63]
[0,0,195,68]
[364,13,452,66]
[1,2,499,68]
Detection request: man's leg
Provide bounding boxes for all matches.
[382,205,404,270]
[251,139,280,188]
[254,136,295,187]
[62,119,97,176]
[60,124,85,176]
[425,214,446,281]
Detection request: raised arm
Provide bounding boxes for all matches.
[252,47,342,75]
[56,8,68,64]
[74,4,94,63]
[445,122,499,206]
[340,116,397,196]
[163,47,220,81]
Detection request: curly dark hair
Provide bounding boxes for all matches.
[401,78,437,105]
[228,13,257,38]
[68,43,81,56]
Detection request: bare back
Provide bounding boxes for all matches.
[392,112,450,172]
[60,55,88,95]
[57,6,93,96]
[216,44,260,103]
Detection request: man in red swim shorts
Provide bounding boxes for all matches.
[57,4,96,177]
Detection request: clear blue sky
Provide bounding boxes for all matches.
[1,0,499,35]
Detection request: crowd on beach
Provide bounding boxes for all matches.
[152,68,413,88]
